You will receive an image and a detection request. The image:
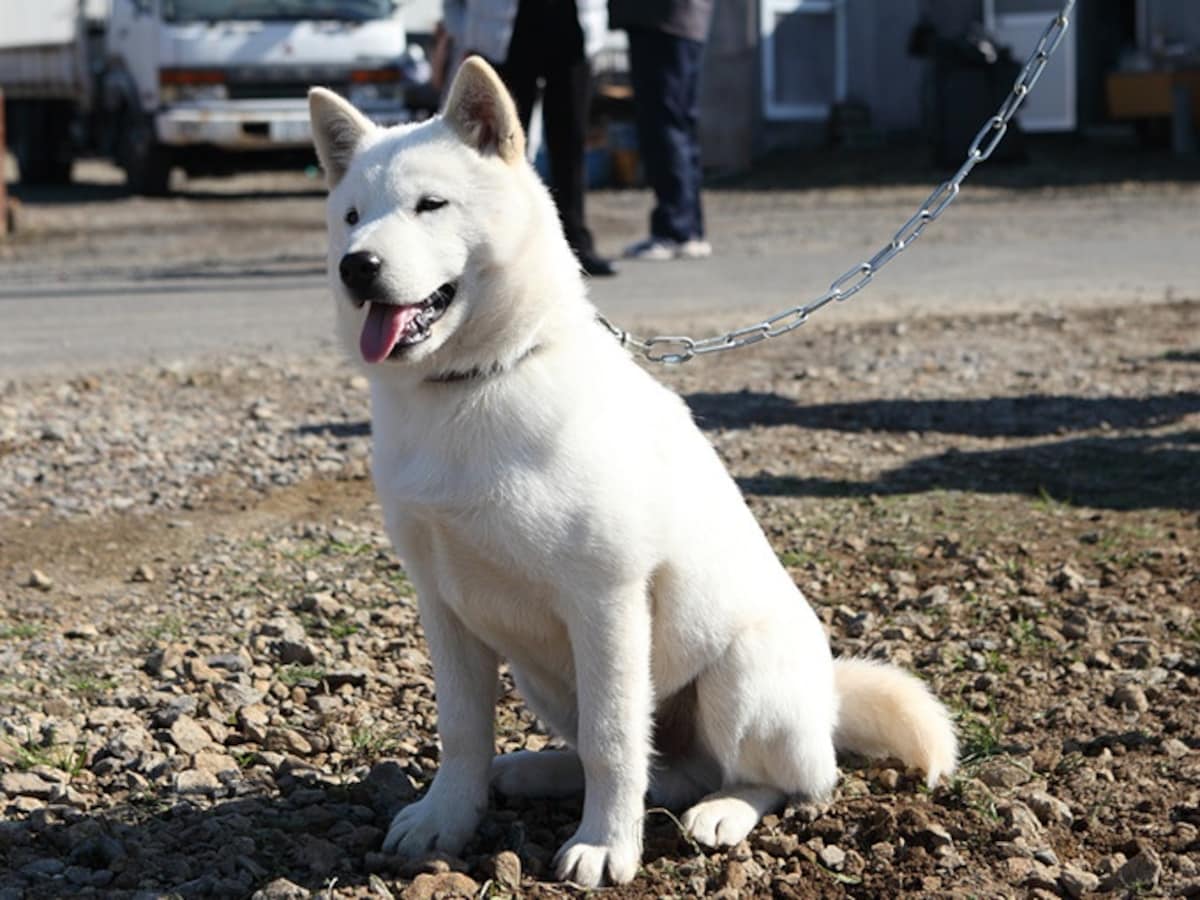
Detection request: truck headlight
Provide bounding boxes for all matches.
[348,69,404,105]
[160,69,228,103]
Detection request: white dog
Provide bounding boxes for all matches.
[308,58,957,888]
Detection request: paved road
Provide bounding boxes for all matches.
[2,164,1199,376]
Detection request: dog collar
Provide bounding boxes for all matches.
[425,343,543,385]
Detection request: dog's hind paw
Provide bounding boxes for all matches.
[554,834,641,887]
[382,795,480,858]
[490,749,585,799]
[681,795,761,847]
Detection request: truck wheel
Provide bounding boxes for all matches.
[12,101,75,186]
[118,113,173,196]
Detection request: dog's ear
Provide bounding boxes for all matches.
[308,87,377,187]
[442,56,526,165]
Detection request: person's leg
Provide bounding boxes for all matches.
[626,28,696,245]
[678,37,706,242]
[498,0,544,134]
[542,55,594,256]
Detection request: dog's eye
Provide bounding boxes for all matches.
[344,208,359,226]
[415,196,448,214]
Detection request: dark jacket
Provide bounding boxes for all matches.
[608,0,713,43]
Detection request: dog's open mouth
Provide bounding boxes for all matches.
[359,282,458,363]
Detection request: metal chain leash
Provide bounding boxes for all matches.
[599,0,1076,364]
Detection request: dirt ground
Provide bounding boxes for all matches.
[0,154,1198,899]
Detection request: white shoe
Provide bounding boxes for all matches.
[677,238,712,259]
[622,237,679,261]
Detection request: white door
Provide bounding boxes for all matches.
[984,0,1077,132]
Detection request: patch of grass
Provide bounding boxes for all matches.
[16,741,87,776]
[1033,484,1073,511]
[349,725,398,757]
[66,674,117,699]
[277,664,327,686]
[946,774,1000,823]
[329,621,361,639]
[141,614,186,642]
[0,623,41,640]
[957,712,1008,767]
[1011,616,1050,652]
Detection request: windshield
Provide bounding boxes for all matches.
[162,0,396,22]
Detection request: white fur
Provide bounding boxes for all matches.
[309,58,957,888]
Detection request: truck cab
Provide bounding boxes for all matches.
[106,0,412,192]
[1,0,415,193]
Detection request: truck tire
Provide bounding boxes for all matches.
[11,101,75,186]
[118,111,173,196]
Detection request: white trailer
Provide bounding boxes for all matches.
[0,0,419,193]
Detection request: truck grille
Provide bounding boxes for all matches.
[224,67,350,101]
[227,80,348,100]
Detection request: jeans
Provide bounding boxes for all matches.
[626,27,706,243]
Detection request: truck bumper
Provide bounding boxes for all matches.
[155,99,409,149]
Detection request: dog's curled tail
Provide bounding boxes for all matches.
[832,657,958,788]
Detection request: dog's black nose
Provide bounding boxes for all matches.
[339,251,384,297]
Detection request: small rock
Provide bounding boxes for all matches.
[186,656,223,684]
[875,768,900,790]
[1052,564,1086,592]
[173,768,220,796]
[721,860,748,891]
[265,728,313,756]
[1,772,53,798]
[1101,847,1162,892]
[21,857,66,878]
[998,800,1044,841]
[1022,789,1074,827]
[216,682,264,709]
[169,715,213,754]
[1163,737,1190,758]
[1111,683,1149,714]
[918,585,951,608]
[208,650,252,672]
[489,850,521,890]
[192,750,239,774]
[1059,865,1100,899]
[26,570,53,591]
[277,640,318,666]
[131,564,155,583]
[978,759,1033,789]
[237,704,270,743]
[402,872,479,900]
[818,844,846,870]
[251,877,311,899]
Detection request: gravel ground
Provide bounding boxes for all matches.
[2,300,1197,899]
[1,159,1198,899]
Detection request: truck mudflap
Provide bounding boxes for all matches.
[155,100,409,149]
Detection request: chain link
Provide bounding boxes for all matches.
[600,0,1075,365]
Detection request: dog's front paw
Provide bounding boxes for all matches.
[554,832,641,887]
[382,795,480,858]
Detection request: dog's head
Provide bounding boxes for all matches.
[309,57,571,373]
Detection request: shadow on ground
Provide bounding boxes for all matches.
[1,764,694,898]
[686,391,1200,437]
[736,430,1200,512]
[687,391,1200,511]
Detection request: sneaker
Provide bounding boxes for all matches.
[622,237,679,261]
[677,238,713,259]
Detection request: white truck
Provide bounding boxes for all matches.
[0,0,420,193]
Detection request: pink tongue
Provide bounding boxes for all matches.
[360,303,422,363]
